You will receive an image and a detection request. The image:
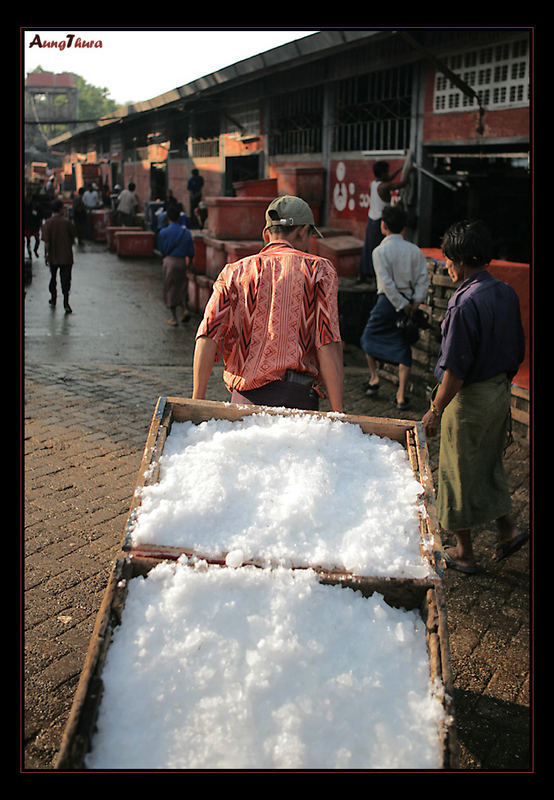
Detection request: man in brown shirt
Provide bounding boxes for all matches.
[42,199,76,312]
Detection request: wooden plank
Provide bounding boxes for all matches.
[413,422,444,570]
[431,273,455,288]
[166,396,413,444]
[423,586,459,769]
[510,405,530,425]
[122,396,172,552]
[54,557,130,769]
[511,383,530,401]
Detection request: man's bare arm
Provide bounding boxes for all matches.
[192,336,218,399]
[317,341,344,413]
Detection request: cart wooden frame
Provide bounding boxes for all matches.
[54,397,459,770]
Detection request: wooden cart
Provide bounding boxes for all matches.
[54,398,458,770]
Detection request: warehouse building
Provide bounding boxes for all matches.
[44,28,531,262]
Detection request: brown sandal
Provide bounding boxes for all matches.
[492,532,529,562]
[443,549,480,575]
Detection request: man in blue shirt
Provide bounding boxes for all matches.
[158,205,195,325]
[156,200,189,233]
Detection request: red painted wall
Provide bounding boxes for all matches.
[327,158,404,239]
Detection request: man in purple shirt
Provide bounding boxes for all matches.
[422,220,526,574]
[434,269,524,387]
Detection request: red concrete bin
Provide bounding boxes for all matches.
[316,235,364,277]
[276,167,325,205]
[106,226,142,251]
[204,235,228,279]
[115,230,155,257]
[190,230,207,274]
[196,275,214,313]
[233,177,277,198]
[91,210,111,242]
[205,197,270,241]
[309,227,346,255]
[225,240,262,263]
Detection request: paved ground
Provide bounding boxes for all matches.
[22,240,532,772]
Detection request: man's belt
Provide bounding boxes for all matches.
[283,370,314,387]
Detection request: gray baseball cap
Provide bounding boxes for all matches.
[265,195,323,237]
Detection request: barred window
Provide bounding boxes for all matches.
[332,64,412,152]
[190,138,220,158]
[434,36,529,112]
[269,86,323,156]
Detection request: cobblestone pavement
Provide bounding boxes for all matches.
[22,242,532,771]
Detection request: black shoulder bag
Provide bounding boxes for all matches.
[396,292,430,345]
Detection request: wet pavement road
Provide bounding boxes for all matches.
[23,240,532,771]
[24,241,196,366]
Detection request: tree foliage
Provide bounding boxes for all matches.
[25,67,120,162]
[73,73,118,120]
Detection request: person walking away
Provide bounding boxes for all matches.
[192,195,344,412]
[82,183,100,239]
[187,169,204,228]
[45,174,55,198]
[422,219,526,574]
[24,187,42,258]
[117,182,139,226]
[158,204,195,325]
[71,187,87,246]
[358,160,413,282]
[360,204,428,408]
[156,198,188,240]
[41,198,76,313]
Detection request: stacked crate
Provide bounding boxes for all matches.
[189,193,270,314]
[106,226,142,251]
[115,230,156,257]
[90,209,112,242]
[315,234,365,277]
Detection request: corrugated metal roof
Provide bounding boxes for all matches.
[47,29,386,145]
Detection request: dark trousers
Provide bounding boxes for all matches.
[231,380,319,411]
[49,264,72,302]
[358,217,384,278]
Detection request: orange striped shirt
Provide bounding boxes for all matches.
[196,240,342,394]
